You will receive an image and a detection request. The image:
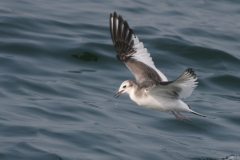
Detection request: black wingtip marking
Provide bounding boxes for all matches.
[123,20,129,42]
[110,13,114,44]
[117,15,124,42]
[110,12,137,62]
[113,12,118,45]
[126,28,133,44]
[185,68,196,78]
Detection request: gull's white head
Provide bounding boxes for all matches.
[114,80,135,98]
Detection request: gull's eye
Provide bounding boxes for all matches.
[123,85,126,88]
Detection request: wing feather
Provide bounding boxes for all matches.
[149,68,198,99]
[110,12,168,85]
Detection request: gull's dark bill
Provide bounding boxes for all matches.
[114,90,124,98]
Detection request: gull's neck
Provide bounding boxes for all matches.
[129,82,145,103]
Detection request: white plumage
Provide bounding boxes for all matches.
[149,69,198,99]
[132,36,168,81]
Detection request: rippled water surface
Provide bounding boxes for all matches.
[1,1,240,160]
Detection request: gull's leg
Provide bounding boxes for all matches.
[176,111,192,122]
[172,111,184,121]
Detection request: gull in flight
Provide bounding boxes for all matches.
[110,12,206,122]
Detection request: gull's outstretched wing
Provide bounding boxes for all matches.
[149,68,198,99]
[110,12,168,87]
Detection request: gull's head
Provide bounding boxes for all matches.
[114,80,134,98]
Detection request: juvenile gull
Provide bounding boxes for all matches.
[110,12,206,122]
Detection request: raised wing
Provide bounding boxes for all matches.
[149,68,198,99]
[110,12,168,86]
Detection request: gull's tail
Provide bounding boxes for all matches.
[187,105,206,117]
[190,110,206,117]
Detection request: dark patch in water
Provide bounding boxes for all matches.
[72,52,98,61]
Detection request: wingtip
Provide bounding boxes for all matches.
[113,11,117,18]
[185,68,197,78]
[109,11,138,62]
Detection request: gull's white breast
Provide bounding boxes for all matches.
[129,88,189,112]
[129,89,168,111]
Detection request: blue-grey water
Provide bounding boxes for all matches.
[0,1,240,160]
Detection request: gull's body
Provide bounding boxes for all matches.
[110,12,205,121]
